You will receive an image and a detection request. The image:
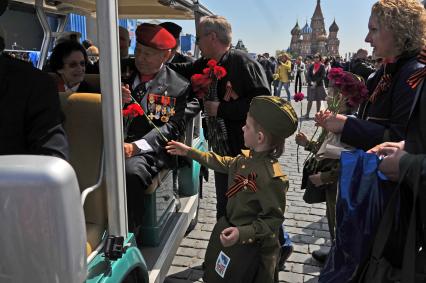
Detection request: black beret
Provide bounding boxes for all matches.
[159,21,182,39]
[0,0,8,17]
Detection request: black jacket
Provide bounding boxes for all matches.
[341,55,423,150]
[170,49,270,156]
[350,58,376,82]
[0,54,69,160]
[308,64,326,87]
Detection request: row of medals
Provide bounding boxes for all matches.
[146,94,176,123]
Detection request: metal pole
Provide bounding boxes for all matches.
[35,0,51,69]
[193,2,202,59]
[96,0,128,237]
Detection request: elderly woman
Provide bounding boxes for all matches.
[49,40,95,93]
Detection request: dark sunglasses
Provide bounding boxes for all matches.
[66,61,86,68]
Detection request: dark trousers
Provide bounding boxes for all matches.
[295,73,303,94]
[325,184,337,241]
[214,171,228,220]
[125,152,160,231]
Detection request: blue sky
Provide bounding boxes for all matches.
[173,0,378,58]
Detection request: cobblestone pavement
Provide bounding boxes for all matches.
[165,88,330,283]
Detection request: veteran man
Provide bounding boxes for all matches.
[121,23,191,232]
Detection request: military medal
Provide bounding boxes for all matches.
[160,96,171,123]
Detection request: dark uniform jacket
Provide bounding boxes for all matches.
[349,58,376,82]
[188,148,287,282]
[123,65,190,168]
[307,64,326,87]
[341,55,423,151]
[169,52,194,64]
[170,49,270,156]
[0,54,69,160]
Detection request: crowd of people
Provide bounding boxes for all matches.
[2,0,426,281]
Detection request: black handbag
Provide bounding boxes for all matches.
[356,156,426,283]
[301,157,327,204]
[203,217,260,283]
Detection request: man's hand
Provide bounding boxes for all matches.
[309,173,324,187]
[124,143,138,158]
[367,141,405,154]
[204,101,220,117]
[165,140,191,156]
[121,83,132,104]
[377,147,407,181]
[220,227,239,247]
[295,132,309,147]
[314,110,347,134]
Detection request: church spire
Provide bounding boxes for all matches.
[313,0,324,19]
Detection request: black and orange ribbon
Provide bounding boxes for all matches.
[407,46,426,89]
[225,172,257,198]
[369,73,392,103]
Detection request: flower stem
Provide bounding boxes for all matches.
[128,96,169,142]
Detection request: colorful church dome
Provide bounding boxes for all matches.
[291,22,301,35]
[301,22,312,34]
[329,19,339,32]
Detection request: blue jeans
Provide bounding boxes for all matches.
[274,81,291,100]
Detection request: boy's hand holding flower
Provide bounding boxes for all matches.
[220,227,239,247]
[166,140,191,156]
[295,132,309,147]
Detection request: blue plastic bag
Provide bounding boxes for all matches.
[319,150,395,283]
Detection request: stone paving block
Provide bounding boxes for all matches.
[186,230,212,241]
[180,238,209,249]
[310,208,326,216]
[279,271,304,283]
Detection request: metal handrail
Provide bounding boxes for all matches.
[81,150,105,206]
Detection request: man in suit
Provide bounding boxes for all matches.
[121,23,191,232]
[0,0,69,160]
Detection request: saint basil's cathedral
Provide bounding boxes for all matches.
[288,0,340,57]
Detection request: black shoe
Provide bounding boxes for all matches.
[312,249,329,263]
[278,245,294,270]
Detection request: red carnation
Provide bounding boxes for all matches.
[207,59,217,68]
[294,92,305,102]
[202,68,211,75]
[123,103,144,118]
[213,66,227,79]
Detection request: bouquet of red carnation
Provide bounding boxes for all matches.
[122,101,167,142]
[191,59,227,99]
[303,69,368,165]
[327,68,369,112]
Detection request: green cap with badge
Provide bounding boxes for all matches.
[249,96,298,139]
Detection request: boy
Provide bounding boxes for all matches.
[166,96,298,282]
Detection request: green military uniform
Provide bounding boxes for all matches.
[194,96,298,283]
[188,148,288,282]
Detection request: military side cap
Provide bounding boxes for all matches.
[135,23,176,50]
[159,21,182,39]
[249,96,298,139]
